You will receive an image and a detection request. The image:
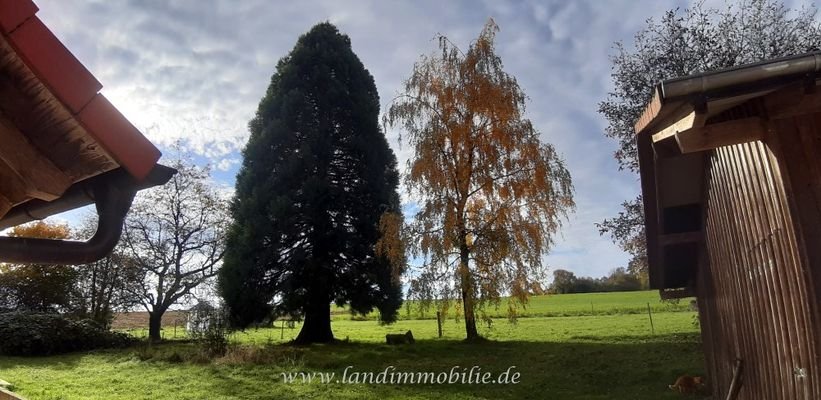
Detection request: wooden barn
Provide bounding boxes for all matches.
[636,52,821,399]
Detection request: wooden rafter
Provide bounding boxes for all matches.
[651,110,707,143]
[0,194,10,218]
[763,82,821,120]
[0,163,28,205]
[675,117,767,154]
[659,231,702,246]
[0,112,71,201]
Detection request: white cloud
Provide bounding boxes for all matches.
[35,0,698,278]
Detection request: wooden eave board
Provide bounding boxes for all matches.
[0,0,164,222]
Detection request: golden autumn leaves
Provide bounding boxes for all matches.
[384,20,575,339]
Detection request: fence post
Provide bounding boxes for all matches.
[436,311,443,338]
[647,302,655,335]
[281,320,285,340]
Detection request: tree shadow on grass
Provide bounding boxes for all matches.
[1,333,708,399]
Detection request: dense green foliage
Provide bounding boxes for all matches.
[0,222,78,314]
[0,264,78,313]
[549,268,645,294]
[0,221,142,328]
[219,23,404,343]
[0,312,135,356]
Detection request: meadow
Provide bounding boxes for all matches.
[0,291,707,400]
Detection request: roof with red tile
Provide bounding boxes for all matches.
[0,0,163,221]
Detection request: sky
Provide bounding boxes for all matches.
[30,0,738,279]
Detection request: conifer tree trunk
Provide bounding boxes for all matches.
[295,286,333,344]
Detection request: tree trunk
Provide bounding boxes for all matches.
[294,300,333,344]
[148,310,164,342]
[459,243,480,341]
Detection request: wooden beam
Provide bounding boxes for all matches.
[635,86,664,134]
[637,131,663,289]
[0,194,10,219]
[0,164,29,205]
[659,287,695,300]
[651,110,707,143]
[763,81,821,120]
[659,231,702,246]
[0,114,71,201]
[675,117,767,154]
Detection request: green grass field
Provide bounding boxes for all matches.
[332,290,692,321]
[0,291,706,400]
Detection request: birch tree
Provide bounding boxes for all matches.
[385,20,574,340]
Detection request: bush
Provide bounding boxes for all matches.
[0,312,136,356]
[186,302,229,357]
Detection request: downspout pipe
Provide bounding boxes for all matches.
[0,165,175,264]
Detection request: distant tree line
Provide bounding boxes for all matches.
[548,268,646,294]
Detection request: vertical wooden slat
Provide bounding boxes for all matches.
[706,155,737,393]
[750,143,797,399]
[748,142,803,399]
[711,146,745,393]
[711,147,757,397]
[698,132,820,399]
[724,145,771,400]
[738,143,793,399]
[768,114,821,399]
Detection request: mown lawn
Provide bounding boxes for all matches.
[333,290,692,320]
[0,310,707,400]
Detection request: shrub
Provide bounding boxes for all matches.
[0,312,136,356]
[187,302,229,357]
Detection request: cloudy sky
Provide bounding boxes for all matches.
[32,0,745,279]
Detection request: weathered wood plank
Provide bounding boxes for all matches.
[0,113,71,201]
[772,115,821,398]
[763,81,821,120]
[659,231,702,246]
[0,32,117,183]
[651,110,706,143]
[0,163,29,205]
[675,117,767,154]
[0,194,11,218]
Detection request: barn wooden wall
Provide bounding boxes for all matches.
[698,136,820,399]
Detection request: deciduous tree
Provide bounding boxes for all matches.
[385,20,574,340]
[121,160,228,342]
[73,218,143,328]
[0,222,78,313]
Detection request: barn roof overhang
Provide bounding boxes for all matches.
[0,0,174,264]
[634,51,821,298]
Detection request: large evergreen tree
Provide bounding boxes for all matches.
[219,23,405,344]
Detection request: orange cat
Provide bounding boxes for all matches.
[669,375,705,394]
